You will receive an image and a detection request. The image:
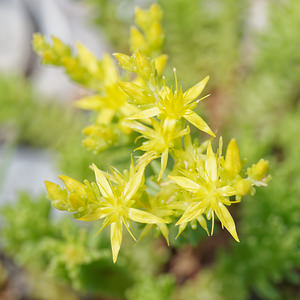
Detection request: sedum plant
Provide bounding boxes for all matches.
[33,4,270,263]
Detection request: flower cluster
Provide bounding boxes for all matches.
[34,4,270,262]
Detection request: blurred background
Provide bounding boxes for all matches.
[1,0,300,299]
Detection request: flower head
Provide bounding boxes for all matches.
[126,120,190,180]
[123,71,215,137]
[45,162,166,263]
[170,140,240,241]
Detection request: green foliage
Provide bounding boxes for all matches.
[126,275,175,300]
[0,193,173,299]
[213,1,300,299]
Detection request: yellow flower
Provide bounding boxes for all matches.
[125,72,215,137]
[169,141,240,241]
[131,4,164,56]
[38,4,271,262]
[46,162,166,263]
[126,120,190,180]
[75,54,138,126]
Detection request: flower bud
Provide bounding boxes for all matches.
[235,179,251,196]
[248,159,269,181]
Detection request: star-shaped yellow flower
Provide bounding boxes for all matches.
[123,73,215,137]
[170,141,240,241]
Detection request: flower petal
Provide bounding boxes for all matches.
[183,76,209,104]
[119,81,147,103]
[128,107,160,120]
[176,202,204,225]
[169,176,201,193]
[75,95,103,110]
[158,149,168,181]
[197,215,210,236]
[215,202,239,242]
[110,220,123,263]
[91,164,113,199]
[224,139,241,178]
[157,223,169,245]
[184,109,215,137]
[124,165,144,201]
[77,207,113,221]
[96,108,115,125]
[218,186,236,197]
[176,223,188,239]
[58,175,86,195]
[154,54,168,76]
[128,208,167,224]
[205,142,218,182]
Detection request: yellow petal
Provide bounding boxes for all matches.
[128,208,167,224]
[169,176,201,193]
[135,50,152,79]
[124,165,144,202]
[162,117,176,134]
[224,139,241,178]
[247,159,269,181]
[113,52,134,72]
[118,82,146,103]
[206,142,218,182]
[197,215,210,236]
[154,54,168,77]
[125,121,156,138]
[96,108,115,125]
[183,76,209,104]
[176,202,204,225]
[173,126,190,139]
[158,149,168,181]
[157,223,169,245]
[110,220,123,263]
[75,95,103,110]
[76,42,99,74]
[90,164,113,199]
[45,181,67,201]
[218,186,236,197]
[184,109,215,137]
[135,7,148,31]
[215,202,239,242]
[137,151,159,169]
[128,107,160,120]
[78,207,112,221]
[44,181,68,210]
[148,21,164,50]
[52,36,71,57]
[176,223,187,239]
[68,193,85,210]
[102,54,118,84]
[130,26,146,52]
[58,175,86,195]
